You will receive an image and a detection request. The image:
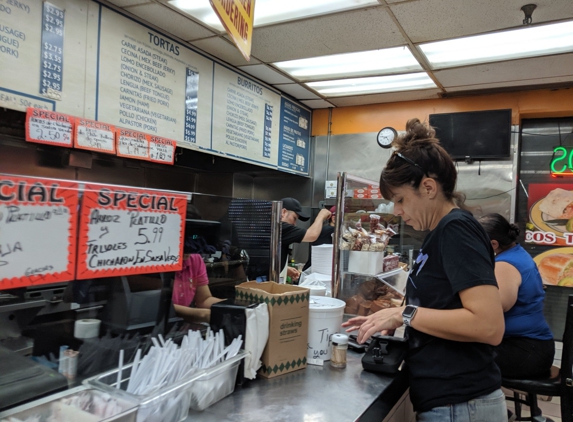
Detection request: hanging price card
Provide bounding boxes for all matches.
[116,128,150,160]
[75,118,116,154]
[149,136,176,165]
[0,175,79,288]
[76,184,187,279]
[25,107,74,147]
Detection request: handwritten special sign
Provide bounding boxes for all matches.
[0,175,78,288]
[75,118,116,154]
[25,107,74,147]
[76,183,186,279]
[116,128,149,160]
[149,135,176,165]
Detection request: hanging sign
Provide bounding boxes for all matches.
[76,184,187,279]
[209,0,255,61]
[25,107,74,147]
[75,118,116,154]
[116,128,150,160]
[149,135,176,165]
[0,175,79,288]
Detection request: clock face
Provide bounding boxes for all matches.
[377,127,397,148]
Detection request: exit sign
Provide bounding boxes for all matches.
[551,146,573,177]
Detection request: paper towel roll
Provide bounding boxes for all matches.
[74,319,101,339]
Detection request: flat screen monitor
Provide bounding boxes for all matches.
[429,109,512,160]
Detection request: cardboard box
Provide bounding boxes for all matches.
[325,180,338,189]
[354,188,367,194]
[235,281,310,378]
[354,193,370,199]
[370,194,383,199]
[368,188,380,194]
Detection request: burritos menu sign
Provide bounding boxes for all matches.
[0,175,79,288]
[76,184,187,279]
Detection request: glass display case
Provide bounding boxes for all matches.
[332,173,409,315]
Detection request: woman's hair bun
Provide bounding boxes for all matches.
[395,118,437,149]
[509,223,520,240]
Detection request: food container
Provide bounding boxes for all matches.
[188,350,248,411]
[85,362,203,422]
[0,386,138,422]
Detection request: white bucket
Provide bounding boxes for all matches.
[307,296,345,362]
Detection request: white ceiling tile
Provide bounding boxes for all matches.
[274,84,321,99]
[327,89,442,107]
[434,54,573,88]
[109,0,150,7]
[301,99,335,109]
[391,0,573,43]
[237,64,293,84]
[127,3,217,41]
[191,37,261,66]
[251,7,406,62]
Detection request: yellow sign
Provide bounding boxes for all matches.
[209,0,255,61]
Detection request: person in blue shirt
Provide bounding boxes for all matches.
[478,213,554,379]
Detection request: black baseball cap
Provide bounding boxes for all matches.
[281,197,310,221]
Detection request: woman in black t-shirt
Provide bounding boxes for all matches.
[343,119,507,421]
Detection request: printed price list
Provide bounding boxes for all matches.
[183,68,198,143]
[263,104,273,158]
[39,2,65,100]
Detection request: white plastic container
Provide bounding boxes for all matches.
[308,285,327,296]
[348,251,385,275]
[307,296,346,363]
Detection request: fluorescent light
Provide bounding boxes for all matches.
[420,20,573,69]
[169,0,379,31]
[274,47,422,82]
[306,73,437,96]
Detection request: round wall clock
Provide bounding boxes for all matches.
[377,127,398,149]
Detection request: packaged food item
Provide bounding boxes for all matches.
[382,254,400,272]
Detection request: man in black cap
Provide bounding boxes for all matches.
[280,197,332,282]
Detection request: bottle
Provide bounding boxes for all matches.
[287,259,297,284]
[330,333,348,369]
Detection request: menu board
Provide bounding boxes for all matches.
[25,107,74,147]
[278,98,311,175]
[76,184,186,279]
[0,0,312,176]
[211,63,281,169]
[0,175,78,288]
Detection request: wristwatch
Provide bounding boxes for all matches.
[402,305,418,327]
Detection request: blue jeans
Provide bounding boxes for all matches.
[416,389,507,422]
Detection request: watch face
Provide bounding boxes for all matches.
[377,127,397,148]
[402,305,417,318]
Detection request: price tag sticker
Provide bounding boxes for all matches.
[25,107,73,147]
[75,118,116,154]
[149,136,176,165]
[116,128,150,160]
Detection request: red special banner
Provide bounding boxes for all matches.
[75,118,116,154]
[76,183,187,279]
[149,135,176,165]
[0,175,79,288]
[116,128,150,161]
[25,107,74,148]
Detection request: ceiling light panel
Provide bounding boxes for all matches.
[420,21,573,69]
[169,0,379,32]
[274,47,422,82]
[306,73,437,97]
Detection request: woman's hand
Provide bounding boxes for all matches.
[342,306,405,344]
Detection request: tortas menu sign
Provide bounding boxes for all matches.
[76,183,186,279]
[0,175,79,288]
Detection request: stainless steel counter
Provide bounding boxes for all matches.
[185,350,408,422]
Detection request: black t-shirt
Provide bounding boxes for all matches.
[406,209,501,412]
[281,222,306,270]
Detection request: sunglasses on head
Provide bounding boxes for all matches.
[394,152,428,176]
